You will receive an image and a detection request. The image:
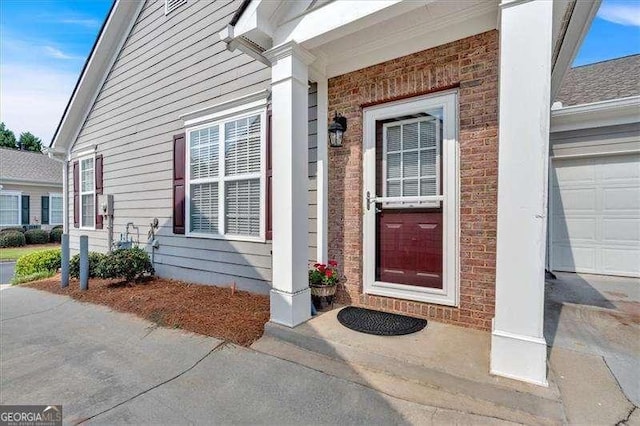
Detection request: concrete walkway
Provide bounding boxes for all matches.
[0,261,15,284]
[0,287,510,425]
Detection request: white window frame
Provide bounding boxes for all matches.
[185,108,267,243]
[49,193,64,225]
[362,90,459,306]
[0,190,22,226]
[79,155,96,230]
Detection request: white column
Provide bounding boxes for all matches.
[265,41,315,327]
[491,0,553,386]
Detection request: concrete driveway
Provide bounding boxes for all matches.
[545,272,640,408]
[0,287,508,425]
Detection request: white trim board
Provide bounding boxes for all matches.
[362,91,460,307]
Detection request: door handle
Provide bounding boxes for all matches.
[366,191,377,211]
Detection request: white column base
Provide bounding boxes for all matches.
[490,324,548,387]
[270,287,311,327]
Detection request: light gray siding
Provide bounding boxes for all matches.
[66,0,319,294]
[550,123,640,157]
[308,82,318,262]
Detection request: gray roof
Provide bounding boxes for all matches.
[556,54,640,106]
[0,148,62,185]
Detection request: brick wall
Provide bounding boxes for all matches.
[327,30,499,331]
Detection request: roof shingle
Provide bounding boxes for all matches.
[556,54,640,106]
[0,148,62,185]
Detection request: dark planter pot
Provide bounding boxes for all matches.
[309,284,337,310]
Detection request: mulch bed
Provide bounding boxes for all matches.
[25,276,270,346]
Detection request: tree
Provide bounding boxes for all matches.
[0,122,17,149]
[18,132,43,153]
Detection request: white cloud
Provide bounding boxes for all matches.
[59,18,102,29]
[0,64,77,144]
[597,1,640,27]
[43,46,83,60]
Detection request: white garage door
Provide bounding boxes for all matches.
[550,154,640,277]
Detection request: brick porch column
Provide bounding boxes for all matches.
[491,0,553,386]
[264,41,315,327]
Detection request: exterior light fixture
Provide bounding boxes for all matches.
[328,112,347,147]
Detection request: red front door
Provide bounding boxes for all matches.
[375,115,444,290]
[377,210,443,288]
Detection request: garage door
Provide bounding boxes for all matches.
[550,153,640,277]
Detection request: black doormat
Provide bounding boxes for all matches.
[337,307,427,336]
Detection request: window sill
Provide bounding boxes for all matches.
[185,232,267,244]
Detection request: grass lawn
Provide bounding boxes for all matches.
[0,244,60,261]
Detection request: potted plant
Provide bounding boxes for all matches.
[309,260,339,310]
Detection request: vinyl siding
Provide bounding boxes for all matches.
[550,123,640,157]
[308,82,319,262]
[66,0,319,294]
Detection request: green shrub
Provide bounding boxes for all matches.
[96,247,154,282]
[12,270,55,285]
[0,227,25,234]
[70,252,107,279]
[50,227,63,243]
[24,229,49,244]
[15,248,61,277]
[0,231,26,248]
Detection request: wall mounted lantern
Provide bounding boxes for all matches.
[328,112,347,147]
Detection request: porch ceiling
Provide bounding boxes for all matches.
[229,0,500,78]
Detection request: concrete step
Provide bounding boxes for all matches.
[253,321,567,425]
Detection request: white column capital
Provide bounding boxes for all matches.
[264,40,316,66]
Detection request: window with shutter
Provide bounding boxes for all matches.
[186,111,265,240]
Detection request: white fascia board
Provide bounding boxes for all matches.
[550,0,601,101]
[273,1,427,49]
[51,0,145,156]
[551,96,640,132]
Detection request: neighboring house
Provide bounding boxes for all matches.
[49,0,600,386]
[549,55,640,278]
[0,148,63,229]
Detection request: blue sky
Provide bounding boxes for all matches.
[0,0,639,144]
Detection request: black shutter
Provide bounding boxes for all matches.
[95,155,104,229]
[41,196,49,225]
[173,133,186,234]
[266,110,272,240]
[21,195,30,225]
[73,161,79,228]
